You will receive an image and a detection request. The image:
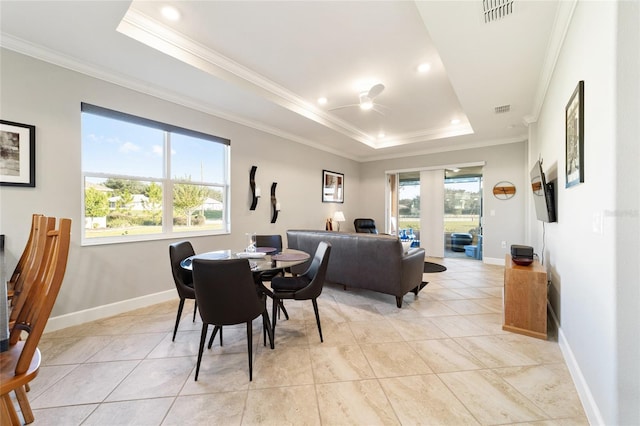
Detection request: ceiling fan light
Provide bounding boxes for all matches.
[360,100,373,110]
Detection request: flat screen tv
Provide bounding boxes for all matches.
[530,160,556,222]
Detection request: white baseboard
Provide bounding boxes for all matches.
[44,290,177,333]
[548,305,604,425]
[483,256,504,266]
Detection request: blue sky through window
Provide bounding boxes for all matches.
[82,113,225,183]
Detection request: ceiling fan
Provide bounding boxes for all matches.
[329,83,386,114]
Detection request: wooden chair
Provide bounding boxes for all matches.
[0,218,71,425]
[6,214,44,301]
[8,216,55,326]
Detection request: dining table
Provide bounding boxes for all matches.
[180,248,311,274]
[180,247,311,319]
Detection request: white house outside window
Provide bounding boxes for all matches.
[81,103,230,245]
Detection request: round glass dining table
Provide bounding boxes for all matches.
[180,248,311,324]
[179,248,310,272]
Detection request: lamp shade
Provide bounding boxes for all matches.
[333,211,346,222]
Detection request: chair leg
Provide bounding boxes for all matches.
[246,321,253,381]
[207,325,222,349]
[1,393,20,426]
[271,296,279,339]
[396,296,403,308]
[262,310,274,349]
[279,300,289,320]
[173,298,186,341]
[311,298,323,343]
[195,323,208,381]
[193,299,198,322]
[14,386,33,424]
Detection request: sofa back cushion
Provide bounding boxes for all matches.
[286,230,404,290]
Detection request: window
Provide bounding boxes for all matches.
[81,103,230,245]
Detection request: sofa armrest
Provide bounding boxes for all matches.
[400,248,426,294]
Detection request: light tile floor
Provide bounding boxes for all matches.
[21,257,587,425]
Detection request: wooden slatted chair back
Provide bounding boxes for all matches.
[7,214,44,291]
[9,218,71,374]
[8,215,55,324]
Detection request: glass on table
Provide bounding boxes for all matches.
[245,232,257,253]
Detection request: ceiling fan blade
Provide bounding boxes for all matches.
[328,103,359,111]
[367,83,385,99]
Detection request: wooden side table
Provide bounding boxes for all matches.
[502,254,548,339]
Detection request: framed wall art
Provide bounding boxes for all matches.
[322,169,344,203]
[565,80,584,188]
[1,120,36,187]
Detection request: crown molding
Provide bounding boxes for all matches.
[0,32,363,161]
[360,134,527,163]
[117,8,380,148]
[529,0,579,122]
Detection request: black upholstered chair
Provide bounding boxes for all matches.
[169,241,198,341]
[255,234,282,255]
[192,258,273,381]
[271,241,331,342]
[354,218,378,234]
[255,234,284,281]
[255,234,289,320]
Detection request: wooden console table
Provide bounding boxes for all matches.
[503,254,548,339]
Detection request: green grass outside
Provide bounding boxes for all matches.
[85,223,224,238]
[399,217,479,234]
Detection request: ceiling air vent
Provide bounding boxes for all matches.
[494,104,511,114]
[483,0,514,23]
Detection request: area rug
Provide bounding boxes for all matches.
[424,262,447,273]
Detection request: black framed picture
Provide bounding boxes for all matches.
[322,170,344,203]
[565,80,584,188]
[1,120,36,187]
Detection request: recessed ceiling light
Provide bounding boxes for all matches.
[451,119,461,125]
[417,63,431,73]
[378,132,386,139]
[161,6,181,21]
[317,97,327,105]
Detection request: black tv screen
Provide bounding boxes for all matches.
[530,160,556,222]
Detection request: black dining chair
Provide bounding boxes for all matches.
[271,241,331,342]
[192,258,274,381]
[255,234,289,320]
[168,241,199,342]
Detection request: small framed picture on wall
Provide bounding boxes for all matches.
[1,119,36,187]
[322,170,344,203]
[565,80,584,188]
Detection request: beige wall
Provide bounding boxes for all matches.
[0,49,361,320]
[359,142,528,262]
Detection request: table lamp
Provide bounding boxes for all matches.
[333,211,346,232]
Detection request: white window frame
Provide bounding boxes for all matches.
[81,103,231,246]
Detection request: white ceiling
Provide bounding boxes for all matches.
[0,1,566,162]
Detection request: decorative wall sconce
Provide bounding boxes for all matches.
[271,182,280,223]
[249,165,260,210]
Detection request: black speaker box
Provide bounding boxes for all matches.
[510,244,533,266]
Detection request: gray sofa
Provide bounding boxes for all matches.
[286,230,426,308]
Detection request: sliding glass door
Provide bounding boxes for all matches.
[387,165,483,260]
